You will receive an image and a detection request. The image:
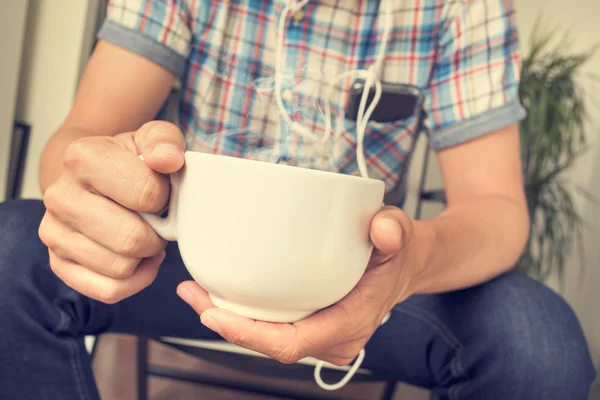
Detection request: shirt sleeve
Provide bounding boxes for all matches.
[97,0,192,79]
[424,0,527,151]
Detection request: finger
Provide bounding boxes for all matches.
[43,177,165,258]
[62,135,170,213]
[178,283,372,364]
[177,282,303,364]
[200,303,369,366]
[177,284,379,366]
[201,308,302,364]
[49,249,165,304]
[134,121,186,174]
[39,212,141,279]
[369,206,414,254]
[176,281,215,313]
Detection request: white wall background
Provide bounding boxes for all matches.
[0,1,29,200]
[15,0,98,199]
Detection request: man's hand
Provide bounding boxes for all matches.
[39,121,185,304]
[176,206,417,366]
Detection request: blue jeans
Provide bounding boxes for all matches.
[0,200,595,399]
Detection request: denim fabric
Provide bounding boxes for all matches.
[0,200,595,399]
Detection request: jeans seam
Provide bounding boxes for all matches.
[394,304,470,399]
[49,291,94,399]
[449,349,469,400]
[67,335,93,400]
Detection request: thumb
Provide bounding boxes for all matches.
[369,206,414,255]
[135,121,186,174]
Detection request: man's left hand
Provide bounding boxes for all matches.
[176,206,417,366]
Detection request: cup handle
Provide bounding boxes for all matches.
[137,155,180,241]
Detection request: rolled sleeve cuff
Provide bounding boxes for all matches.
[429,101,527,151]
[97,20,187,79]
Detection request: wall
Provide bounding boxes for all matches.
[0,1,29,200]
[15,0,97,199]
[515,0,600,392]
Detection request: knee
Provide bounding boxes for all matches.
[473,272,596,397]
[0,199,46,238]
[0,200,48,306]
[0,199,47,264]
[0,200,96,338]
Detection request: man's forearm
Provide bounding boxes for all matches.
[405,195,530,295]
[39,128,98,193]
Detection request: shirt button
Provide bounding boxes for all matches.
[292,9,305,23]
[281,89,294,103]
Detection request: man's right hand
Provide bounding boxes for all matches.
[38,121,185,304]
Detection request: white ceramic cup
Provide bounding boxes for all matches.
[140,151,385,323]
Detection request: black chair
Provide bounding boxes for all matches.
[4,121,31,201]
[136,336,400,400]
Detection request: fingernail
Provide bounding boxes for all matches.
[201,314,222,334]
[152,144,182,157]
[380,217,402,242]
[177,285,193,305]
[153,250,166,263]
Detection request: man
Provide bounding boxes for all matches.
[0,0,595,398]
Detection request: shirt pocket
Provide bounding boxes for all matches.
[327,113,419,208]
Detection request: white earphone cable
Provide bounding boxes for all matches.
[275,0,393,179]
[313,348,366,391]
[275,0,394,391]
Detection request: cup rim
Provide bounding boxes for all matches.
[184,151,385,186]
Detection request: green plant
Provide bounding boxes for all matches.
[516,21,598,284]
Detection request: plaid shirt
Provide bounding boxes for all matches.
[98,0,525,204]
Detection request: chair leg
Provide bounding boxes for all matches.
[137,336,149,400]
[380,381,397,400]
